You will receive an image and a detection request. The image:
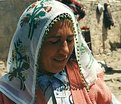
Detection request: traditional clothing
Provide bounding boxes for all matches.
[0,0,120,104]
[103,3,114,29]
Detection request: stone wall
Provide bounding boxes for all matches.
[79,1,121,54]
[0,0,121,60]
[0,0,34,60]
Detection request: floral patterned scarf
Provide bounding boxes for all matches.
[0,0,102,103]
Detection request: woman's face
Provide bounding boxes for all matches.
[38,20,74,73]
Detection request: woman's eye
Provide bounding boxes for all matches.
[46,36,74,45]
[48,39,60,44]
[67,38,74,43]
[50,40,60,44]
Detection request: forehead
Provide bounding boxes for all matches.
[52,20,73,28]
[47,20,74,35]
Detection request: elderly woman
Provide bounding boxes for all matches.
[0,0,120,104]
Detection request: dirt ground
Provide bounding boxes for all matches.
[95,48,121,102]
[0,49,121,102]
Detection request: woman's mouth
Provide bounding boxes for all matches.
[54,57,67,62]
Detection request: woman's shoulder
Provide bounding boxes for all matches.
[68,59,78,65]
[0,92,15,104]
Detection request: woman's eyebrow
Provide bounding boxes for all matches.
[45,34,75,39]
[45,36,61,39]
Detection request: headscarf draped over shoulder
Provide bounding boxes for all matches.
[0,0,102,103]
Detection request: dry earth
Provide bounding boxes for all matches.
[95,49,121,102]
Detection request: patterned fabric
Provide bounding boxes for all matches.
[37,70,73,104]
[66,61,111,104]
[0,0,103,104]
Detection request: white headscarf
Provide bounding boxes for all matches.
[0,0,102,103]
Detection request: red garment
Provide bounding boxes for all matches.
[0,92,15,104]
[56,0,86,20]
[66,60,112,104]
[0,61,112,104]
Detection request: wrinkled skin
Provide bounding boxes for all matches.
[38,20,74,73]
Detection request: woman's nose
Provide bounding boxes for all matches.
[59,41,69,54]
